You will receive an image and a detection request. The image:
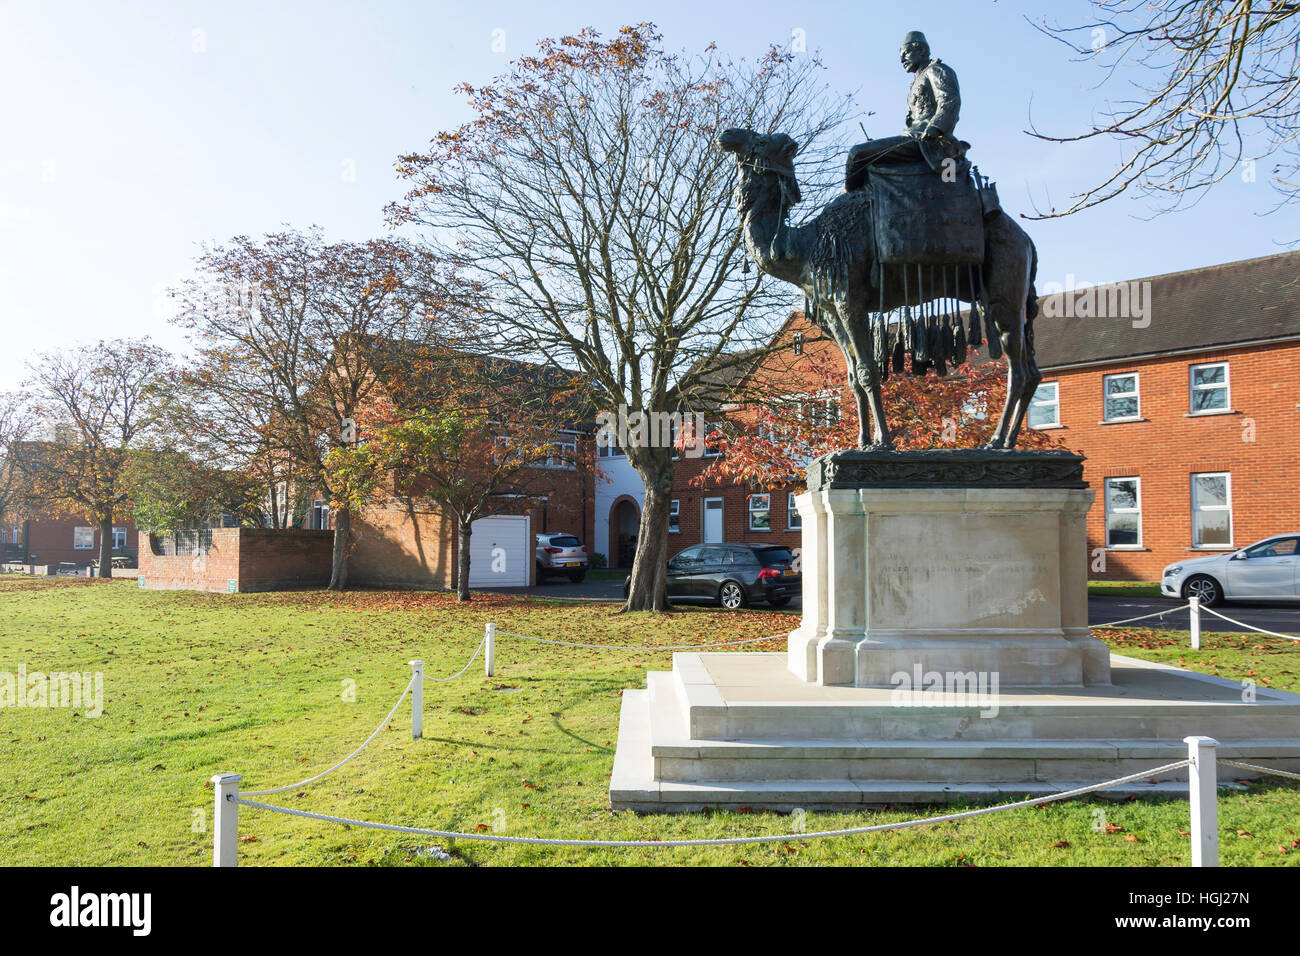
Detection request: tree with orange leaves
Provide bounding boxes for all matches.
[698,345,1065,491]
[326,352,597,601]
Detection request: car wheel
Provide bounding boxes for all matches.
[718,580,746,610]
[568,571,586,583]
[1183,574,1223,607]
[768,596,791,608]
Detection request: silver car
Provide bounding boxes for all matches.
[535,533,589,583]
[1161,533,1300,606]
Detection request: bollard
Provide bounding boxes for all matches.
[1185,736,1219,867]
[211,773,241,867]
[485,622,496,678]
[1189,596,1201,651]
[409,660,424,740]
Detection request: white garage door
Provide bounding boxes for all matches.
[468,515,531,587]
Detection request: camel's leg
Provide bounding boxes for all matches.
[1004,341,1043,448]
[980,222,1036,449]
[842,295,892,450]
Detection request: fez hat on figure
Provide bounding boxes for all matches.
[901,31,928,48]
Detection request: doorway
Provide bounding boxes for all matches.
[703,498,723,543]
[609,497,640,568]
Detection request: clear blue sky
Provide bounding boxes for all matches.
[1,0,1293,391]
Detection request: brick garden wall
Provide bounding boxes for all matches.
[138,528,333,592]
[348,497,456,590]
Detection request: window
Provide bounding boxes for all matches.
[597,438,624,458]
[1190,362,1230,413]
[310,499,331,531]
[669,499,680,533]
[787,491,802,530]
[1191,473,1232,548]
[1027,382,1059,428]
[1103,373,1140,421]
[793,332,804,356]
[540,439,578,469]
[670,546,705,570]
[73,527,95,550]
[1245,537,1299,558]
[800,396,839,429]
[111,527,127,550]
[702,421,725,457]
[748,493,771,531]
[1104,477,1142,547]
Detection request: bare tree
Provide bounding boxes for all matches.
[0,391,35,540]
[172,228,447,589]
[23,340,171,577]
[1026,1,1300,220]
[390,23,853,610]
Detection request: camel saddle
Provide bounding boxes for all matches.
[865,158,985,266]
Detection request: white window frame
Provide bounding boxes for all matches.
[1102,372,1141,422]
[1027,381,1059,428]
[1190,472,1233,549]
[747,493,771,531]
[787,491,802,530]
[538,438,578,470]
[1189,361,1230,414]
[1104,477,1142,549]
[73,526,95,550]
[111,526,127,550]
[310,499,331,531]
[702,421,724,458]
[668,499,680,534]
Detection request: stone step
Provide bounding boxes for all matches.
[609,653,1300,810]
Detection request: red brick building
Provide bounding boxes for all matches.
[3,514,140,569]
[668,251,1299,582]
[669,315,823,555]
[1029,250,1299,580]
[319,341,596,591]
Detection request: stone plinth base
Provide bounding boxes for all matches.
[788,449,1108,687]
[608,652,1300,810]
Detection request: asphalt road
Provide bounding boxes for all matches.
[480,578,1300,638]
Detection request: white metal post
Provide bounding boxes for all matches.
[1185,736,1219,867]
[409,660,424,739]
[485,622,496,678]
[1189,596,1201,651]
[211,772,241,867]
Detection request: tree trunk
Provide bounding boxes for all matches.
[328,506,350,590]
[457,518,472,602]
[623,453,674,612]
[96,514,113,579]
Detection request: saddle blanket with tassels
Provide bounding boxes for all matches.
[867,160,984,266]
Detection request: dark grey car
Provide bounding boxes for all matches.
[623,543,800,609]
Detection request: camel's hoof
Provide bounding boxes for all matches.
[859,442,895,453]
[980,440,1007,451]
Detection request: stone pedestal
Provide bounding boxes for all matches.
[607,448,1300,809]
[786,449,1110,687]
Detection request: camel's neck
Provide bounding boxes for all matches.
[734,175,804,286]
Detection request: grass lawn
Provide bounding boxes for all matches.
[1088,580,1164,598]
[3,577,1297,867]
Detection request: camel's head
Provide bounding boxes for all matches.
[716,127,801,207]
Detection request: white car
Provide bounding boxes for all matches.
[1161,533,1300,606]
